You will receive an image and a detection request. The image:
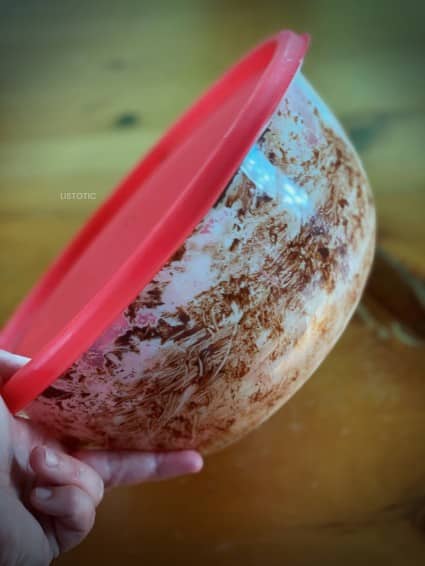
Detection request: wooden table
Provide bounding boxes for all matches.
[1,1,424,564]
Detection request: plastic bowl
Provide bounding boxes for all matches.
[1,32,375,453]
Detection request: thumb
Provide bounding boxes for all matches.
[0,349,30,385]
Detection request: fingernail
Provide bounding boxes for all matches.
[190,453,204,473]
[34,487,53,500]
[44,447,59,468]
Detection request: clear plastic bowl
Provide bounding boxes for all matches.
[20,71,375,453]
[1,33,375,453]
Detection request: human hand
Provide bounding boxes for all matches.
[0,350,203,566]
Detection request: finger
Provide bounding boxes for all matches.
[75,450,203,487]
[30,485,96,553]
[30,446,104,506]
[0,349,30,383]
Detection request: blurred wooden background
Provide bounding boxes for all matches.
[1,1,424,564]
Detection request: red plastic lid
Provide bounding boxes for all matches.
[1,30,309,413]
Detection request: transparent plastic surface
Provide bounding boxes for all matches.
[25,73,375,453]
